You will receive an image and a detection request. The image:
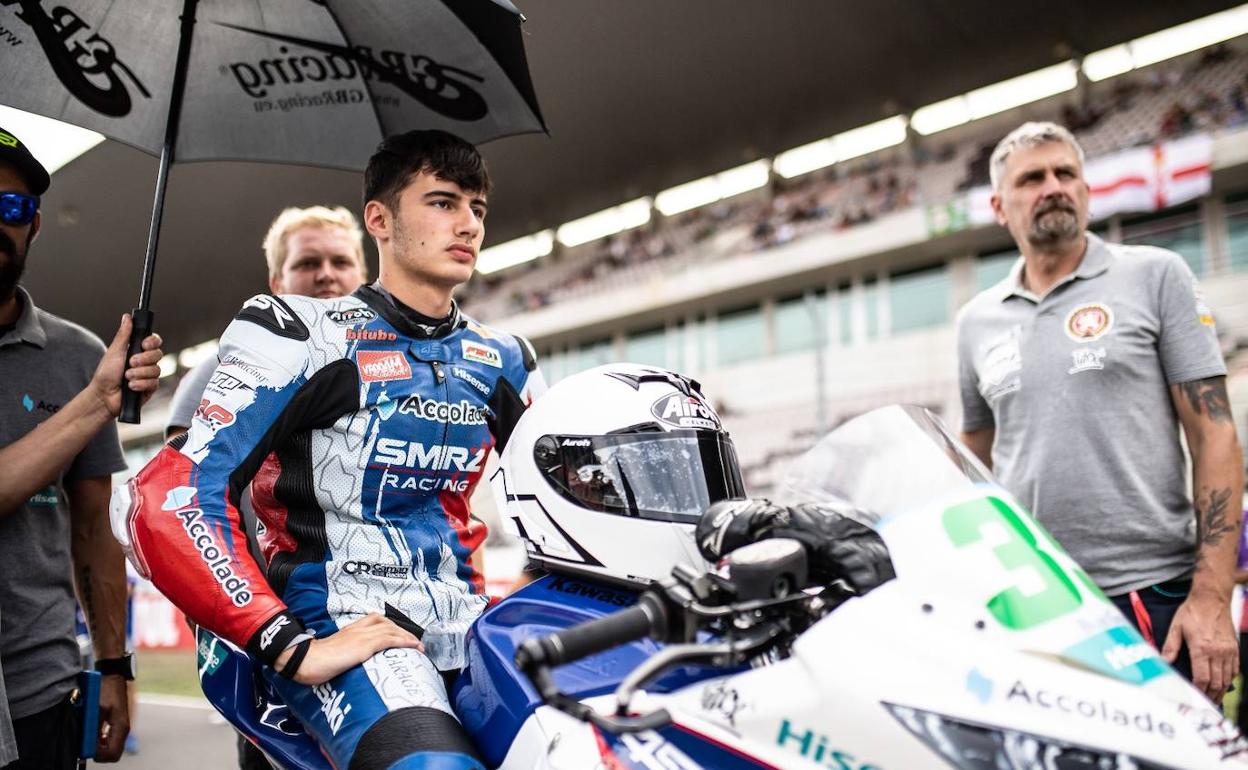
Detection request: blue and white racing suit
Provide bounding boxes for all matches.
[113,284,544,769]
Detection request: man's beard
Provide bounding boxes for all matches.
[1027,197,1081,246]
[0,230,28,303]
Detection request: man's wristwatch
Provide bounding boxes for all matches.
[94,654,137,681]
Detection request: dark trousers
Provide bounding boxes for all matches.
[1,693,80,770]
[1109,578,1194,681]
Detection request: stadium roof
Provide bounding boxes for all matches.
[20,0,1243,353]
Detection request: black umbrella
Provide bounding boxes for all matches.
[0,0,545,421]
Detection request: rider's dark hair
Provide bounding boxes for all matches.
[363,130,491,211]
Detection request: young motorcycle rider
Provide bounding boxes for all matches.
[111,131,543,770]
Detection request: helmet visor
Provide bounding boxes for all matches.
[534,430,745,524]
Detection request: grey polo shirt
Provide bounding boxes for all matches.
[0,288,126,718]
[956,233,1226,596]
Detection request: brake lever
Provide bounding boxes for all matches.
[613,623,783,716]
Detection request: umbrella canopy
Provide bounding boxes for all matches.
[1,0,545,422]
[1,0,546,169]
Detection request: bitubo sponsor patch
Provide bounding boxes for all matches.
[1005,680,1176,738]
[176,509,252,607]
[461,340,501,368]
[398,394,487,425]
[325,307,377,326]
[1064,303,1113,342]
[345,328,397,342]
[342,561,411,579]
[451,366,491,396]
[651,392,720,430]
[356,350,412,383]
[236,295,310,341]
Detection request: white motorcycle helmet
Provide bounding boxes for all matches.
[493,363,746,586]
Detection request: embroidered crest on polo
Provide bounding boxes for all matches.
[1064,303,1114,342]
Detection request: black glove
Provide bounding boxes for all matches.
[697,498,896,594]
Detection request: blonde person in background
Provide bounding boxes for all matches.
[166,205,368,438]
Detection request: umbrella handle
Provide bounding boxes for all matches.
[118,308,155,425]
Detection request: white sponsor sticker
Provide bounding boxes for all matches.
[461,340,502,368]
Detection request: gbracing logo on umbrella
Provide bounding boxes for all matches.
[218,23,489,122]
[1,0,151,117]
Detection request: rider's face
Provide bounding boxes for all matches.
[270,226,364,299]
[380,171,486,291]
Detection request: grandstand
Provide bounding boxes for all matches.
[458,38,1248,494]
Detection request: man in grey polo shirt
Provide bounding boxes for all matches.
[957,121,1243,702]
[0,127,162,767]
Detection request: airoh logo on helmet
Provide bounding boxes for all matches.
[651,393,720,430]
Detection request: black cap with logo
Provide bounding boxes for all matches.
[0,127,50,195]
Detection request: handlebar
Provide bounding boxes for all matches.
[515,591,669,674]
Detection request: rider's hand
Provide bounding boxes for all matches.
[94,674,131,762]
[90,314,163,417]
[698,498,896,594]
[275,613,424,686]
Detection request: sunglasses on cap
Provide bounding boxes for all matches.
[0,192,38,226]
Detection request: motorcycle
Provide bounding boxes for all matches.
[197,404,1248,769]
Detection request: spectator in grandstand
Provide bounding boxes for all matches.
[956,121,1243,703]
[164,205,366,770]
[0,127,163,768]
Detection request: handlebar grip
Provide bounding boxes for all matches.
[118,308,154,425]
[517,592,667,672]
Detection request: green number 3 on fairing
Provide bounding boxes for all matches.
[943,496,1101,630]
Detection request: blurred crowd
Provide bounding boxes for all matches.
[462,44,1248,321]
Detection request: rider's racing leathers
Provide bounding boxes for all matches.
[111,284,543,768]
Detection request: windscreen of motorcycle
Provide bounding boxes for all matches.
[777,404,992,523]
[533,430,745,524]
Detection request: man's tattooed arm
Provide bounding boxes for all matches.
[1178,377,1234,424]
[1194,486,1235,565]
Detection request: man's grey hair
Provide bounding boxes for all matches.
[989,121,1086,191]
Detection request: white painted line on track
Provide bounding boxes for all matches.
[136,692,216,711]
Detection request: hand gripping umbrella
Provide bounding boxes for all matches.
[0,0,546,422]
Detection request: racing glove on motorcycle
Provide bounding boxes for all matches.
[696,498,896,594]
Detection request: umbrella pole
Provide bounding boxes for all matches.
[120,0,200,424]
